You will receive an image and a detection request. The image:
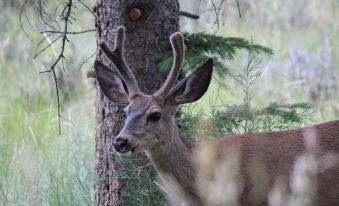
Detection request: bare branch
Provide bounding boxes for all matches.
[79,51,96,70]
[211,0,220,31]
[24,0,96,133]
[52,68,62,133]
[179,10,200,19]
[37,0,59,31]
[198,0,242,31]
[236,0,242,18]
[20,0,33,41]
[78,0,96,17]
[40,29,95,35]
[39,0,74,134]
[34,35,62,59]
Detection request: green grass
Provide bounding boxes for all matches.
[0,4,95,206]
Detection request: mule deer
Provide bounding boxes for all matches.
[95,26,339,206]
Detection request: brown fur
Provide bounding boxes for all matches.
[148,117,339,206]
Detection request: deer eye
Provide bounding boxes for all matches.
[147,112,161,122]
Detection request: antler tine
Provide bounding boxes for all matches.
[154,32,184,97]
[99,26,140,95]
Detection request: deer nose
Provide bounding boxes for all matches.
[113,137,129,153]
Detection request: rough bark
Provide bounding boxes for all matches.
[94,0,179,205]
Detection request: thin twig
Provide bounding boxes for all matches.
[20,0,33,41]
[52,68,62,133]
[236,0,242,18]
[38,0,59,31]
[211,0,220,31]
[78,0,96,17]
[79,51,96,70]
[40,29,95,35]
[179,10,200,19]
[34,35,62,59]
[35,32,54,54]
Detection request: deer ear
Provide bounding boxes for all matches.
[94,60,129,103]
[165,58,213,105]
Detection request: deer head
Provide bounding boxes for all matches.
[95,26,213,155]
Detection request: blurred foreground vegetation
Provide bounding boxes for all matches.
[0,0,338,205]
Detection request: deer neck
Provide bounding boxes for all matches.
[145,117,198,201]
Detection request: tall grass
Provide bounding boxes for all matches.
[0,4,95,206]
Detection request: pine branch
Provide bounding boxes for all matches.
[158,32,273,79]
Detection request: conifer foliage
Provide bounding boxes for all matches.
[160,33,312,139]
[159,32,273,77]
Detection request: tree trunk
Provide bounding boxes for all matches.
[94,0,179,205]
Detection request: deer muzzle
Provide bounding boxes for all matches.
[113,133,140,155]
